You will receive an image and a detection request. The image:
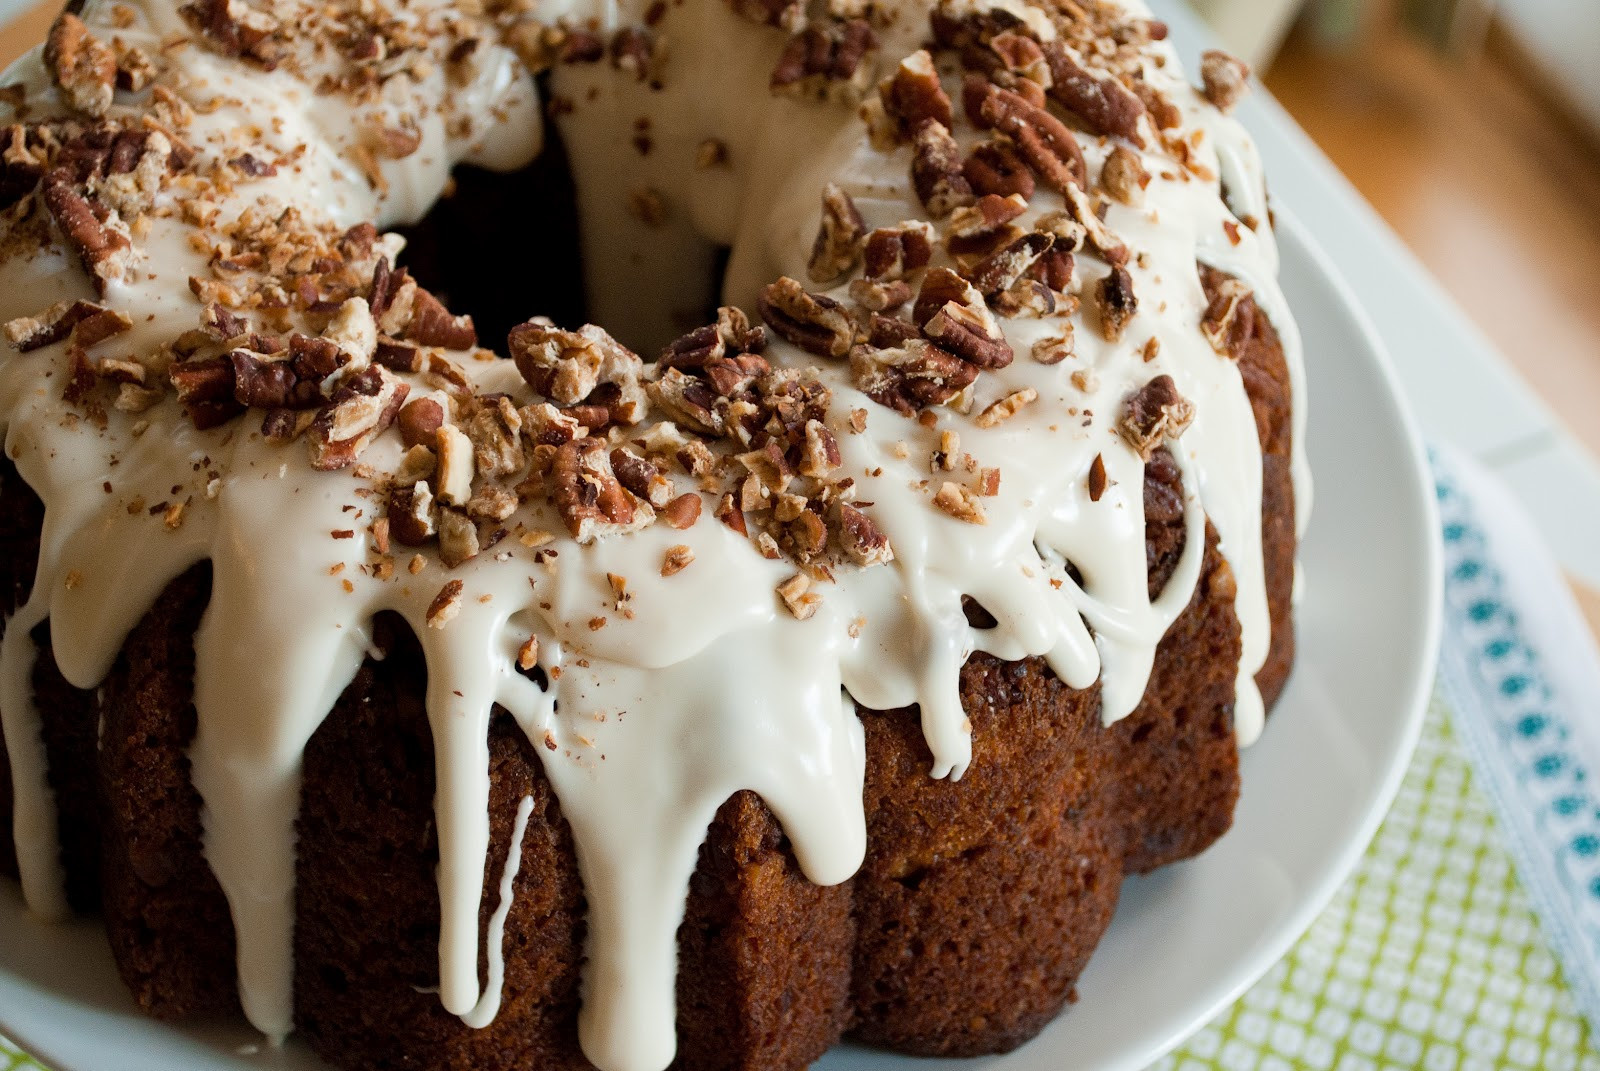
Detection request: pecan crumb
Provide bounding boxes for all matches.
[1088,453,1107,501]
[1200,50,1250,112]
[933,480,986,524]
[1094,266,1137,341]
[807,182,865,283]
[1119,375,1194,460]
[427,579,464,628]
[1032,327,1074,365]
[1101,145,1150,206]
[661,544,695,576]
[776,572,822,619]
[518,634,539,670]
[975,386,1037,428]
[627,187,668,227]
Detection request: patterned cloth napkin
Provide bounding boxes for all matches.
[4,450,1599,1071]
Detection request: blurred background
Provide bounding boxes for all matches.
[1190,0,1600,458]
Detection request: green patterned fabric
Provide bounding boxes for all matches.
[4,692,1598,1071]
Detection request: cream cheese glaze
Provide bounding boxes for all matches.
[0,0,1308,1069]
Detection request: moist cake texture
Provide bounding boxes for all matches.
[0,0,1307,1067]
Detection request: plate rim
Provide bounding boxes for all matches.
[0,205,1444,1071]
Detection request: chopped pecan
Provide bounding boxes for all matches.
[975,385,1036,427]
[878,49,952,135]
[552,437,654,543]
[170,356,243,429]
[776,572,822,619]
[509,320,648,421]
[1042,41,1146,145]
[862,221,935,280]
[800,419,841,477]
[1031,326,1074,364]
[231,350,321,409]
[1094,266,1137,342]
[848,277,913,313]
[963,140,1035,200]
[609,446,673,507]
[849,337,977,415]
[771,19,877,104]
[967,231,1052,298]
[1200,50,1251,112]
[912,267,982,328]
[924,300,1012,368]
[434,423,476,505]
[1088,453,1107,502]
[426,578,463,628]
[1057,183,1129,266]
[835,502,893,565]
[1101,144,1149,206]
[648,367,725,435]
[946,192,1029,241]
[44,15,116,117]
[978,83,1087,193]
[1134,79,1183,130]
[1200,269,1254,357]
[758,277,855,358]
[179,0,283,68]
[807,183,865,284]
[397,397,444,448]
[41,171,132,292]
[932,480,986,524]
[715,491,748,535]
[660,493,702,530]
[308,366,409,471]
[389,482,437,546]
[465,396,526,479]
[404,287,476,349]
[1119,374,1193,460]
[661,543,695,575]
[5,299,124,352]
[910,119,974,218]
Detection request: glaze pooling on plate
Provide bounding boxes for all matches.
[0,1,1306,1069]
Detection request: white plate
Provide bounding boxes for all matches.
[0,210,1442,1071]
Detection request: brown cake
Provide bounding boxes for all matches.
[0,0,1305,1068]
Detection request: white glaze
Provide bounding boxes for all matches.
[0,1,1307,1069]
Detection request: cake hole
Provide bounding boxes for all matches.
[961,596,997,630]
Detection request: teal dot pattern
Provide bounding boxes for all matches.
[3,693,1597,1070]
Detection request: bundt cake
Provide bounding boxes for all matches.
[0,0,1307,1066]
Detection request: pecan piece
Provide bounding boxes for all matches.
[41,171,132,292]
[179,0,283,68]
[807,182,865,284]
[978,84,1087,193]
[1200,50,1251,112]
[552,437,655,543]
[758,277,855,359]
[862,221,935,280]
[388,482,438,546]
[308,366,409,470]
[910,119,974,218]
[5,299,124,352]
[44,14,116,117]
[963,140,1035,200]
[1042,41,1146,145]
[729,0,804,31]
[1200,268,1255,357]
[835,502,893,565]
[1101,145,1150,206]
[404,287,476,349]
[509,320,648,421]
[1094,266,1137,342]
[1120,375,1193,460]
[771,19,877,104]
[170,356,243,429]
[850,338,977,415]
[878,49,952,135]
[967,231,1052,298]
[398,397,444,448]
[609,446,673,507]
